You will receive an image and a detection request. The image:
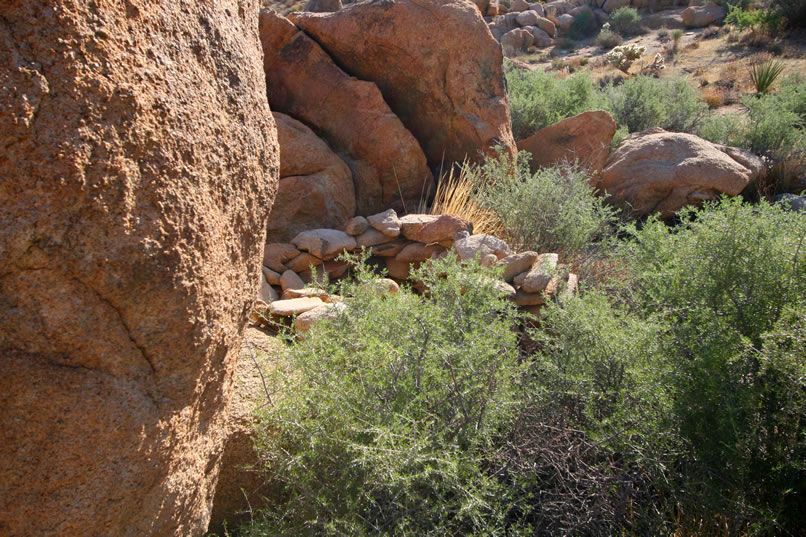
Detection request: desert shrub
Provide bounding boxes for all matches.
[498,292,677,536]
[505,64,600,138]
[597,25,623,48]
[609,6,641,35]
[465,151,617,257]
[621,197,806,535]
[697,111,748,147]
[604,75,707,133]
[569,9,598,40]
[725,4,781,33]
[772,0,806,26]
[246,254,523,536]
[742,91,805,158]
[779,74,806,121]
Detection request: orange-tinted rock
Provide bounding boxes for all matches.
[0,2,279,536]
[599,128,765,218]
[517,111,617,175]
[259,9,433,214]
[402,214,472,243]
[267,113,355,242]
[290,0,516,167]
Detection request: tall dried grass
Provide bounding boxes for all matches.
[419,166,502,236]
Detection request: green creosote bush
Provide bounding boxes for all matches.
[620,197,806,535]
[724,4,781,33]
[597,24,623,49]
[609,6,641,35]
[245,253,524,536]
[505,62,599,138]
[463,151,617,258]
[603,75,707,133]
[699,77,806,161]
[569,9,598,40]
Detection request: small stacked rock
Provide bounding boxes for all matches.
[486,0,615,57]
[253,210,578,332]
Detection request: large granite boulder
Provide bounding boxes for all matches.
[0,2,279,536]
[517,111,617,175]
[598,128,765,218]
[267,113,355,242]
[290,0,516,168]
[259,9,432,215]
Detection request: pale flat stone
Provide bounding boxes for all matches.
[294,302,347,332]
[285,252,323,273]
[281,288,330,301]
[280,270,306,291]
[259,272,280,304]
[514,253,558,293]
[356,228,394,247]
[454,234,511,261]
[345,216,370,235]
[396,242,443,263]
[497,251,538,281]
[291,228,357,259]
[270,297,325,317]
[367,208,401,237]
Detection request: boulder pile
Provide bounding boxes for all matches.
[253,211,578,332]
[260,1,515,241]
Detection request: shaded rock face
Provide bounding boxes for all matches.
[267,112,356,242]
[598,128,765,218]
[517,110,617,175]
[290,0,516,168]
[259,9,433,215]
[0,2,279,536]
[209,328,281,534]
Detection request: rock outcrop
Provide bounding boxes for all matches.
[517,111,617,175]
[682,4,726,28]
[598,128,765,218]
[267,113,355,242]
[0,2,279,536]
[259,9,433,215]
[209,328,283,534]
[290,0,516,168]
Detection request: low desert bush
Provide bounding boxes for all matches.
[603,75,707,133]
[725,4,781,34]
[597,26,622,48]
[246,254,523,536]
[609,6,641,35]
[621,198,806,535]
[505,64,600,138]
[569,9,598,39]
[464,152,617,257]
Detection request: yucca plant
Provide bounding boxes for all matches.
[749,58,785,94]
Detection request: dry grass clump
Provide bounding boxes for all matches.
[701,87,726,108]
[424,166,502,236]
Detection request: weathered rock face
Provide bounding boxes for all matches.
[517,111,617,175]
[209,328,282,534]
[0,2,279,536]
[682,4,726,28]
[259,9,432,215]
[290,0,516,168]
[598,128,765,218]
[267,113,355,242]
